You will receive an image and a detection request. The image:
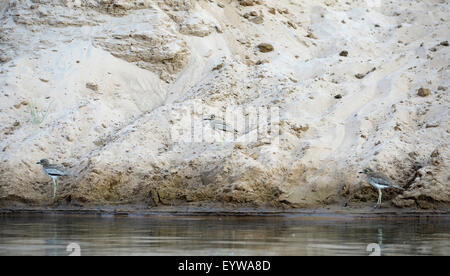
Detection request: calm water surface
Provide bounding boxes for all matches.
[0,214,449,256]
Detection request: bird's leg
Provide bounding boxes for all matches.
[374,188,381,209]
[378,188,382,206]
[52,178,58,199]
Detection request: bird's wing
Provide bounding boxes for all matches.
[369,172,397,187]
[370,172,403,189]
[370,171,389,179]
[45,166,68,176]
[372,177,393,187]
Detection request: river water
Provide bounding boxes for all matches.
[0,214,448,256]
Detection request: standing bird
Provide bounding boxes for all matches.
[37,159,70,199]
[359,168,404,208]
[203,114,238,134]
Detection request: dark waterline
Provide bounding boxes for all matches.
[0,214,449,256]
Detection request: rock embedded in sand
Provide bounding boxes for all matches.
[86,82,99,92]
[13,101,28,109]
[417,88,431,97]
[250,16,264,24]
[339,50,348,57]
[306,32,317,39]
[212,63,224,71]
[287,21,297,29]
[257,43,274,53]
[440,41,449,47]
[239,0,255,6]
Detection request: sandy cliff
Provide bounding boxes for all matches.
[0,0,448,209]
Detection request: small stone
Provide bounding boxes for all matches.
[250,16,264,24]
[287,21,296,29]
[257,43,274,53]
[268,7,276,14]
[234,143,244,150]
[339,50,348,57]
[250,11,258,16]
[437,86,447,91]
[13,100,28,109]
[255,59,268,65]
[239,0,254,6]
[306,32,317,39]
[39,78,49,83]
[217,3,224,8]
[334,94,343,99]
[417,88,431,97]
[212,63,224,71]
[86,82,99,91]
[440,41,449,47]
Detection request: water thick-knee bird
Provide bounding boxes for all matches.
[359,168,404,208]
[37,159,70,198]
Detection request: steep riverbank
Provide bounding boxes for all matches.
[0,0,449,210]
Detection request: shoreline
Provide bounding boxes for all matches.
[1,205,449,219]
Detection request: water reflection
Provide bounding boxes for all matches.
[0,214,448,256]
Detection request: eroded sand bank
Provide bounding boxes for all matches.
[0,0,448,210]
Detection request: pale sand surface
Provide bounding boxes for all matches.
[0,1,448,209]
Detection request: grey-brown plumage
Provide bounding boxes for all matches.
[37,159,69,198]
[359,168,404,208]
